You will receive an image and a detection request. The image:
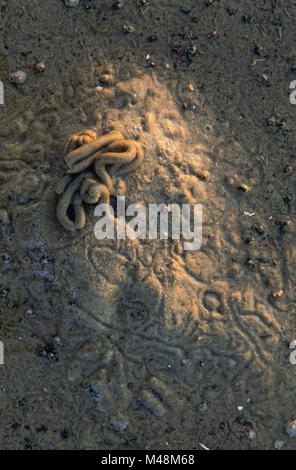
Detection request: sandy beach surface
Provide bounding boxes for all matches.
[0,0,296,450]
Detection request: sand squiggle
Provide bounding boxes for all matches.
[56,129,144,231]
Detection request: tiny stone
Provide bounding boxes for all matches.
[35,62,46,72]
[247,430,256,440]
[100,73,113,85]
[9,70,26,84]
[286,418,296,437]
[208,30,218,39]
[254,45,264,55]
[199,403,208,412]
[272,289,283,298]
[188,45,197,55]
[1,289,8,298]
[123,24,135,33]
[25,309,35,318]
[53,336,63,347]
[289,339,296,349]
[113,0,124,8]
[284,164,292,174]
[238,184,249,192]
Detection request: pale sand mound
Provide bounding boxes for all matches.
[0,63,288,448]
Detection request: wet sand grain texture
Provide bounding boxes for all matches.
[0,0,296,450]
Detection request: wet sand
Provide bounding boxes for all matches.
[0,0,296,450]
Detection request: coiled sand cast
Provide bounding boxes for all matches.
[56,130,144,231]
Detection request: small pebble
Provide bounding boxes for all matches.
[123,24,135,33]
[113,0,124,8]
[188,45,197,56]
[1,289,8,299]
[53,336,63,347]
[284,164,292,174]
[272,289,283,298]
[274,440,285,449]
[289,339,296,349]
[35,62,46,72]
[286,418,296,437]
[199,403,208,413]
[9,70,26,85]
[25,309,35,318]
[247,430,256,440]
[261,73,269,83]
[100,73,113,85]
[238,184,249,192]
[208,30,218,39]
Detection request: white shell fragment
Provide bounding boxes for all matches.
[199,443,210,450]
[64,0,79,6]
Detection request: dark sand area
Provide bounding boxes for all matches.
[0,0,296,450]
